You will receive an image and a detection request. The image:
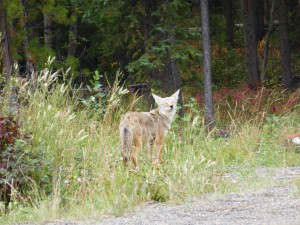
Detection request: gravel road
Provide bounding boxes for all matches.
[93,186,300,225]
[19,167,300,225]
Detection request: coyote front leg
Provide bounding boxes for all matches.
[147,138,154,161]
[155,136,164,164]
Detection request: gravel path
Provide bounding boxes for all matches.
[88,167,300,225]
[21,167,300,225]
[93,186,300,225]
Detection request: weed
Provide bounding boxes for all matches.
[292,178,300,197]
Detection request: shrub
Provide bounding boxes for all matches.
[0,115,40,209]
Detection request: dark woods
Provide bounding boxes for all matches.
[0,0,299,91]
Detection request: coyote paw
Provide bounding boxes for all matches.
[152,160,161,166]
[153,158,164,165]
[127,167,140,173]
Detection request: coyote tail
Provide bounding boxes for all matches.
[120,126,132,162]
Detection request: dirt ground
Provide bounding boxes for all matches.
[37,167,300,225]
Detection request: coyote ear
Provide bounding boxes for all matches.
[152,93,162,104]
[171,89,180,99]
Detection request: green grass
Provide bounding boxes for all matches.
[1,70,300,224]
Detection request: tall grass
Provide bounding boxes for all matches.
[1,68,300,223]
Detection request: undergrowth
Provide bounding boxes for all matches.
[0,68,300,224]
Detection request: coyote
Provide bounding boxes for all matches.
[119,89,180,170]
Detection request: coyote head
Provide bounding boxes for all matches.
[152,89,180,118]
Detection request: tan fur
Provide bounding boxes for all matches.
[119,90,180,170]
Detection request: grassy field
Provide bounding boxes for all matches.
[1,70,300,224]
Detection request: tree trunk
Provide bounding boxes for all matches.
[253,0,265,42]
[241,0,260,88]
[261,0,276,82]
[141,1,155,109]
[22,0,34,76]
[224,0,234,47]
[0,1,12,83]
[44,12,52,48]
[264,0,270,25]
[67,9,77,57]
[200,0,215,129]
[277,0,293,89]
[169,34,183,117]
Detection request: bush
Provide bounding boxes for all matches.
[211,46,247,87]
[0,115,41,209]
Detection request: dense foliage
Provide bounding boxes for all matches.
[0,115,42,207]
[0,0,298,89]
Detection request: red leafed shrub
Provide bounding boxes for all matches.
[0,117,20,144]
[196,84,299,117]
[0,115,39,208]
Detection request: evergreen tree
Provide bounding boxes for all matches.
[201,0,215,128]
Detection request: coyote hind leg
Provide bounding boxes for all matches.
[132,136,142,171]
[123,157,129,169]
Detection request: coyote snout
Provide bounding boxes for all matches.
[119,89,180,171]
